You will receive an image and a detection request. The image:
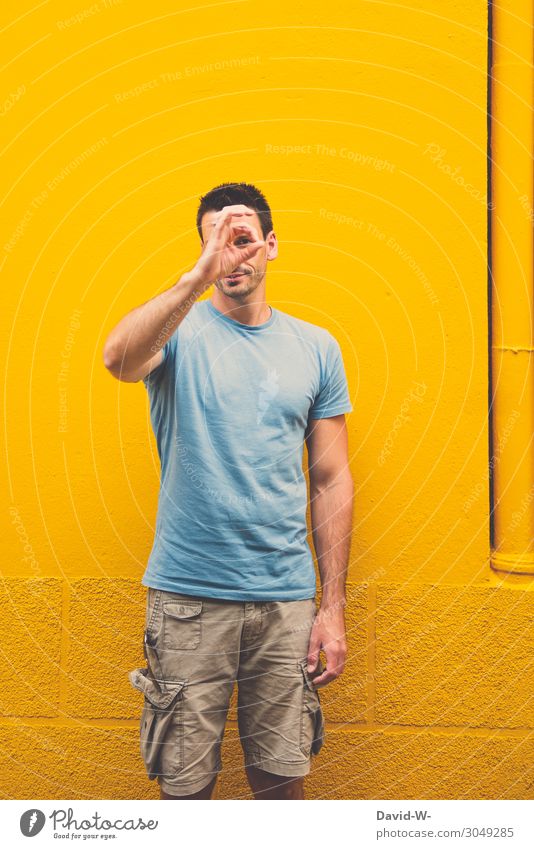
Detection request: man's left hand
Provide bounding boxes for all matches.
[306,603,347,688]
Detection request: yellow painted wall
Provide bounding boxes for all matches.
[2,0,533,799]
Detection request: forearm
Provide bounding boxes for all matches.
[104,204,266,376]
[310,471,354,610]
[103,270,206,373]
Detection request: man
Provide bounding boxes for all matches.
[103,182,354,800]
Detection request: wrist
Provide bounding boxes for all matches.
[319,596,346,614]
[175,269,211,297]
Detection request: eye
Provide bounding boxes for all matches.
[234,236,252,246]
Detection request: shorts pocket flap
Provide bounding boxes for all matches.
[163,600,202,620]
[297,660,325,757]
[128,666,185,709]
[128,666,185,781]
[311,707,325,755]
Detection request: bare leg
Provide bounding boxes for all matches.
[245,765,305,799]
[159,775,217,799]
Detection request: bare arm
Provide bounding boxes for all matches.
[304,414,354,686]
[102,204,265,382]
[102,271,206,382]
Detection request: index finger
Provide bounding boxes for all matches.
[229,222,262,241]
[212,204,256,226]
[308,670,333,688]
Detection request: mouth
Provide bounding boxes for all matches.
[224,271,250,283]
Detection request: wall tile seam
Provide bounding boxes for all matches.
[0,718,532,737]
[58,581,71,713]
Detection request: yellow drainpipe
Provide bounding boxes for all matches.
[490,0,534,575]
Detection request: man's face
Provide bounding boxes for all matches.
[200,208,276,299]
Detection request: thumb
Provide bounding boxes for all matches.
[239,240,264,262]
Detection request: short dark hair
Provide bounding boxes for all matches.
[196,182,273,240]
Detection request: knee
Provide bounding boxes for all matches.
[159,775,217,800]
[246,766,305,799]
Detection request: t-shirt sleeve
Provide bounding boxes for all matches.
[142,333,177,388]
[309,334,352,419]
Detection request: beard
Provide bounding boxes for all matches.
[214,269,264,299]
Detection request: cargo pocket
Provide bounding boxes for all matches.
[298,658,325,757]
[128,666,186,780]
[162,598,202,650]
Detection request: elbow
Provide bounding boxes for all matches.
[344,469,355,500]
[102,342,141,383]
[102,339,125,378]
[310,467,354,497]
[102,341,118,372]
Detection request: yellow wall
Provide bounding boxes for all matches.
[2,0,533,799]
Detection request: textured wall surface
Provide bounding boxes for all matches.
[3,0,532,800]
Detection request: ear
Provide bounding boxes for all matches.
[266,230,278,261]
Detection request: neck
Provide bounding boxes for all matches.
[211,287,271,326]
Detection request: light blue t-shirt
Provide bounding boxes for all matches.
[141,298,352,601]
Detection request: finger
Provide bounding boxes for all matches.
[208,214,255,250]
[206,208,240,242]
[230,223,265,255]
[212,234,264,261]
[307,644,321,674]
[309,669,337,688]
[232,237,263,254]
[229,222,260,241]
[310,649,343,680]
[237,241,264,261]
[212,205,256,229]
[208,207,259,251]
[311,655,344,686]
[218,203,256,216]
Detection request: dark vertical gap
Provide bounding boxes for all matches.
[487,0,495,550]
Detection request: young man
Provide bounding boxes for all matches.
[103,182,354,800]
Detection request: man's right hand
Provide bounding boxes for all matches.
[103,205,266,383]
[190,204,265,288]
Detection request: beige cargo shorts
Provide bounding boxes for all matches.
[128,587,325,796]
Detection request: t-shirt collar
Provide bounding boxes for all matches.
[206,298,277,331]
